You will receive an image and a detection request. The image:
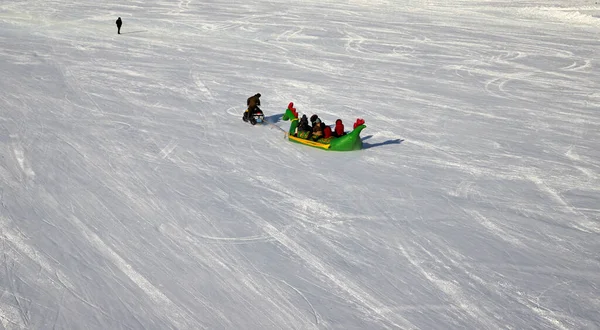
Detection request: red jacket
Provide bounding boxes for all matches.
[323,126,332,138]
[334,119,345,136]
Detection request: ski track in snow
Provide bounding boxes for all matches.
[1,0,600,329]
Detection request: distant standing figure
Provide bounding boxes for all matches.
[116,17,122,34]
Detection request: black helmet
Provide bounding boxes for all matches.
[255,93,261,98]
[310,114,318,123]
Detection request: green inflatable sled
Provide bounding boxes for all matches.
[281,102,366,151]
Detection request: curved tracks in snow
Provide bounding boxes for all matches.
[1,0,599,329]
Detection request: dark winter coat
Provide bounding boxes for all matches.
[116,17,122,28]
[298,115,311,132]
[310,114,319,127]
[311,120,324,140]
[247,93,261,110]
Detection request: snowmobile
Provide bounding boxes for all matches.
[243,108,265,125]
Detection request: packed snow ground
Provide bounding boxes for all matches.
[1,0,599,329]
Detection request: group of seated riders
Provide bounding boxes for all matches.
[295,114,346,141]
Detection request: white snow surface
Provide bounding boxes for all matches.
[1,0,599,329]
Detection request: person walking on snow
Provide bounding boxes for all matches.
[116,17,122,34]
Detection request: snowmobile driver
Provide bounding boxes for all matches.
[243,93,261,122]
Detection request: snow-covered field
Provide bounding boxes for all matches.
[1,0,599,329]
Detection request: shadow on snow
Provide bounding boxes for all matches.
[264,113,283,124]
[361,135,404,149]
[120,30,149,35]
